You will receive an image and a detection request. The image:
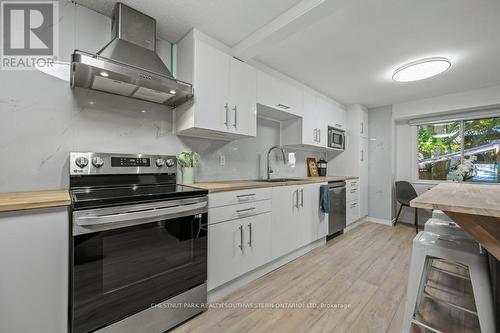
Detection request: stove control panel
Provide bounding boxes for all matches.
[70,152,177,175]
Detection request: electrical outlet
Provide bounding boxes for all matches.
[219,154,226,166]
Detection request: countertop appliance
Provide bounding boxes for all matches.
[317,159,327,176]
[327,181,346,238]
[328,126,345,150]
[71,3,193,107]
[69,152,208,333]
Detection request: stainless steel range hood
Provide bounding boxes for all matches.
[71,3,193,107]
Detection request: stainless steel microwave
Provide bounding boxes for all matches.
[328,126,345,150]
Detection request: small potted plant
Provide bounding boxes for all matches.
[177,151,200,185]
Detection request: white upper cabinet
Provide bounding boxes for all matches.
[282,91,347,151]
[229,58,257,137]
[257,70,303,117]
[193,40,231,133]
[300,91,321,147]
[174,30,256,140]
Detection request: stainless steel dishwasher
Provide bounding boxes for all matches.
[328,181,346,238]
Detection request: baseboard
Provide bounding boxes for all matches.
[365,216,395,226]
[207,238,326,302]
[345,217,368,232]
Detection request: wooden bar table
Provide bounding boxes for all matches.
[410,182,500,259]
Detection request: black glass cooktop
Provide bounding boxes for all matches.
[70,184,208,210]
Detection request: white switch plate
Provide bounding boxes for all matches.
[219,154,226,166]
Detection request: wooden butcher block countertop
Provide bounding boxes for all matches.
[0,190,71,213]
[411,182,500,259]
[190,176,358,193]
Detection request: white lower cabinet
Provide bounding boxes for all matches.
[208,212,271,290]
[271,183,327,260]
[208,183,327,291]
[297,183,328,247]
[0,207,68,333]
[271,185,300,259]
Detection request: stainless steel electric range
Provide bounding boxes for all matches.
[69,152,208,333]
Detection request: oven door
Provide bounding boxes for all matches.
[71,197,208,333]
[329,129,345,150]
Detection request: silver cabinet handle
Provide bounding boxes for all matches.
[237,193,256,199]
[295,189,299,208]
[247,223,252,247]
[335,123,342,128]
[350,202,358,208]
[236,207,256,214]
[360,149,364,162]
[224,103,229,126]
[277,103,290,109]
[318,129,321,143]
[360,122,364,134]
[300,189,304,207]
[350,189,357,193]
[232,105,237,128]
[238,225,243,252]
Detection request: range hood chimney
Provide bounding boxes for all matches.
[70,3,193,107]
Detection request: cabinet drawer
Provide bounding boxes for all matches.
[346,200,360,225]
[209,188,272,208]
[209,199,272,225]
[346,179,359,190]
[346,186,359,203]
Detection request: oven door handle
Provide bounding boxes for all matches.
[75,201,208,226]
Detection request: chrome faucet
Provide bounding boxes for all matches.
[267,145,287,180]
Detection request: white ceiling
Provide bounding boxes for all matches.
[75,0,500,108]
[73,0,302,46]
[254,0,500,108]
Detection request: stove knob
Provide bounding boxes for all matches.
[155,158,165,167]
[165,159,175,167]
[75,156,89,168]
[92,156,104,168]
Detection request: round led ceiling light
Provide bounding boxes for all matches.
[392,57,451,82]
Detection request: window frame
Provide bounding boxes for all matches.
[412,113,499,184]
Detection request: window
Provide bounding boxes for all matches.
[417,116,500,183]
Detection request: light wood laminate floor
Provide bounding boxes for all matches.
[173,222,479,333]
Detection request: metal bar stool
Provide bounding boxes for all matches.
[403,231,495,333]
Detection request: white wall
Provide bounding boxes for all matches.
[367,106,393,221]
[393,84,500,120]
[0,1,319,192]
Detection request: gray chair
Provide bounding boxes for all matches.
[395,181,419,234]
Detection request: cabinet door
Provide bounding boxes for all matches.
[359,138,369,217]
[315,96,332,148]
[194,40,230,132]
[298,183,327,246]
[208,219,244,290]
[331,104,347,130]
[257,70,302,116]
[229,58,257,137]
[243,213,272,272]
[298,185,315,246]
[302,92,320,147]
[0,207,68,333]
[271,186,299,260]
